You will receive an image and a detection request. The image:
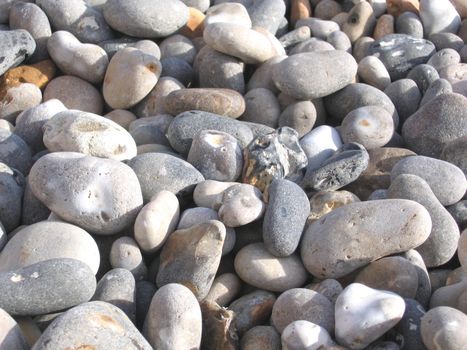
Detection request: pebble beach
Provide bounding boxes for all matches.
[0,0,467,349]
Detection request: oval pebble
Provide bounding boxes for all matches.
[281,320,334,350]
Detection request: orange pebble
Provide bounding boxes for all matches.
[386,0,420,17]
[178,7,205,38]
[373,14,395,40]
[291,0,312,26]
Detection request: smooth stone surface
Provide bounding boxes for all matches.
[0,308,29,350]
[447,200,467,231]
[193,180,237,210]
[420,306,467,350]
[241,326,281,350]
[104,109,137,130]
[234,243,308,292]
[187,130,243,182]
[241,88,280,128]
[156,221,225,300]
[165,88,245,118]
[248,0,285,34]
[271,288,335,334]
[0,259,95,316]
[420,78,453,107]
[324,83,399,127]
[272,51,357,100]
[307,190,360,225]
[134,190,179,253]
[47,30,109,84]
[357,55,391,90]
[92,268,135,322]
[395,11,424,38]
[9,2,51,63]
[403,92,467,157]
[43,110,137,161]
[43,75,104,115]
[103,48,162,110]
[14,99,67,153]
[0,163,24,233]
[295,17,339,40]
[300,125,343,170]
[429,280,467,309]
[459,229,467,272]
[301,142,369,192]
[103,0,189,38]
[407,64,439,94]
[419,0,461,36]
[0,29,35,76]
[401,249,432,308]
[388,174,460,267]
[340,105,394,149]
[306,279,343,305]
[32,301,152,349]
[0,83,42,124]
[127,152,204,202]
[109,237,147,280]
[204,2,252,28]
[263,179,310,257]
[335,283,405,350]
[160,56,194,87]
[281,320,334,350]
[159,34,196,64]
[128,115,172,146]
[167,110,254,156]
[0,221,100,274]
[384,79,421,124]
[29,152,143,234]
[355,256,419,298]
[278,100,317,138]
[36,0,114,43]
[367,34,436,80]
[218,184,266,227]
[301,199,432,278]
[343,1,376,43]
[205,273,241,307]
[391,155,467,206]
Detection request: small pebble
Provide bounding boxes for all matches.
[281,320,334,350]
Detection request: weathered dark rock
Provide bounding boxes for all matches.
[201,300,238,350]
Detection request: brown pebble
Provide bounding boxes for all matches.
[386,0,420,17]
[373,14,395,40]
[291,0,312,26]
[178,7,205,38]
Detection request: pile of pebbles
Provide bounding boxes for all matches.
[1,0,467,349]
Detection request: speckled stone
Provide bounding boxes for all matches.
[272,51,357,100]
[0,129,32,176]
[420,79,453,107]
[301,142,369,192]
[263,179,310,257]
[402,93,467,157]
[367,34,436,80]
[29,152,143,235]
[0,29,36,76]
[32,301,152,349]
[271,288,334,334]
[388,174,460,267]
[0,258,95,316]
[301,199,432,279]
[128,152,204,202]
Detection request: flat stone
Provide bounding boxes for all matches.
[300,199,432,278]
[156,221,225,300]
[263,179,310,257]
[402,93,467,158]
[0,259,95,316]
[29,152,143,235]
[335,283,405,350]
[103,0,189,38]
[271,288,334,334]
[127,152,204,202]
[234,242,308,292]
[393,298,427,350]
[32,301,152,349]
[272,51,357,100]
[367,34,436,80]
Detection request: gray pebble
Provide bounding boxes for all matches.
[278,101,317,138]
[0,163,24,233]
[160,56,194,87]
[402,93,467,158]
[98,37,161,59]
[393,298,427,350]
[447,200,467,230]
[395,11,424,38]
[295,17,340,40]
[427,48,461,71]
[407,64,440,94]
[248,0,285,35]
[0,258,96,316]
[388,174,460,267]
[32,301,152,349]
[263,179,310,257]
[160,34,196,64]
[127,152,204,202]
[289,37,335,55]
[401,249,432,308]
[109,237,147,281]
[241,88,281,128]
[135,280,156,329]
[279,26,311,50]
[0,129,31,176]
[247,55,286,93]
[419,78,453,106]
[429,32,464,52]
[0,29,35,75]
[128,115,172,147]
[36,0,114,43]
[92,268,135,322]
[306,278,343,305]
[241,325,281,350]
[166,110,254,155]
[441,135,467,176]
[353,36,375,62]
[327,30,352,53]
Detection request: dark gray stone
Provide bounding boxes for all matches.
[278,100,317,138]
[263,179,310,257]
[388,174,460,267]
[440,135,467,176]
[429,33,464,52]
[392,299,427,350]
[31,301,152,349]
[407,64,440,94]
[324,83,399,128]
[103,0,188,38]
[0,129,32,176]
[160,56,194,87]
[401,249,432,308]
[301,142,369,192]
[395,11,424,38]
[135,280,156,329]
[242,127,308,193]
[166,110,254,155]
[419,79,453,107]
[0,258,96,316]
[128,115,172,147]
[0,29,35,76]
[367,34,436,80]
[447,200,467,231]
[127,152,204,202]
[0,163,24,233]
[384,79,421,124]
[402,93,467,158]
[92,268,136,323]
[248,0,285,35]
